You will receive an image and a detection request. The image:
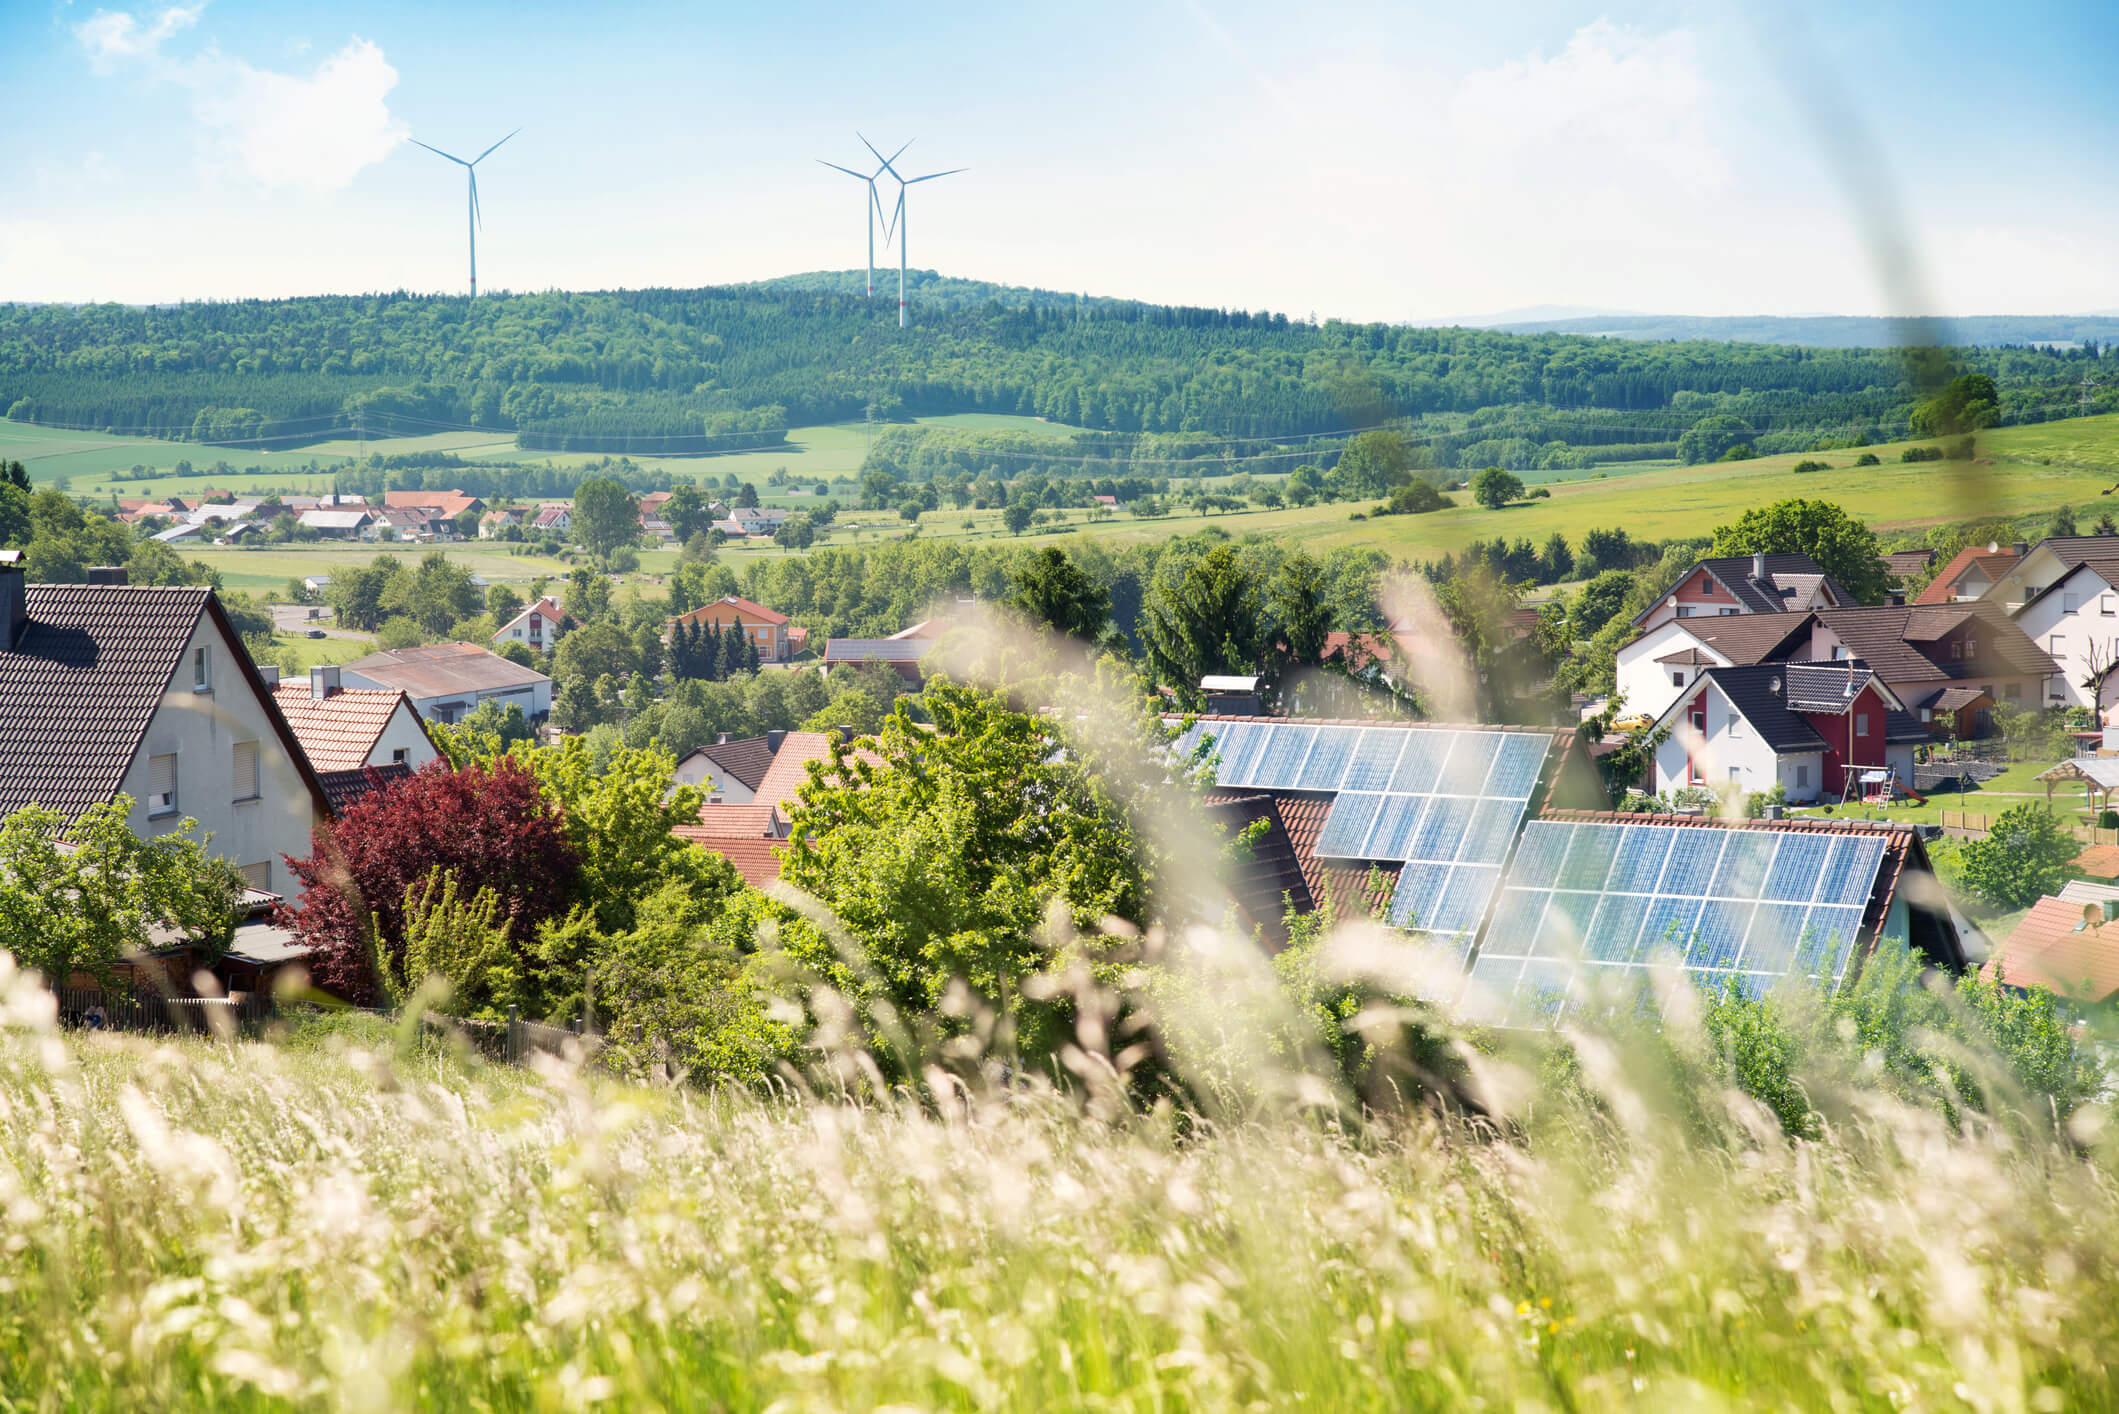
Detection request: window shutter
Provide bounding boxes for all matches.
[232,740,259,801]
[147,753,177,812]
[238,861,270,891]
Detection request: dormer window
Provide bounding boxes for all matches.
[1964,637,1977,660]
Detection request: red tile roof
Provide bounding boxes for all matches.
[272,681,424,772]
[673,831,787,885]
[1984,897,2119,1002]
[2074,844,2119,880]
[670,595,787,628]
[683,802,781,838]
[1912,545,2019,605]
[383,490,481,519]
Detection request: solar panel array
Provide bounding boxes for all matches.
[1180,721,1551,961]
[1468,821,1890,1025]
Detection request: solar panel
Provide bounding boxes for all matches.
[1251,724,1317,788]
[1472,821,1894,1026]
[1340,729,1407,792]
[1296,726,1360,791]
[1314,792,1383,859]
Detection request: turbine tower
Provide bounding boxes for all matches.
[410,129,520,297]
[818,135,911,299]
[863,136,965,328]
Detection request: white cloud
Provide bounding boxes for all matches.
[192,41,409,192]
[74,3,202,66]
[73,6,406,193]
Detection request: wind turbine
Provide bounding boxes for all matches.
[862,136,965,328]
[409,129,520,297]
[818,136,912,299]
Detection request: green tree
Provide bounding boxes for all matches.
[1140,544,1263,701]
[550,622,637,731]
[571,478,640,563]
[1470,466,1525,509]
[0,798,241,987]
[1333,428,1419,496]
[734,482,760,509]
[774,515,816,551]
[1569,569,1635,640]
[1957,804,2077,909]
[1010,546,1110,641]
[511,735,714,935]
[1708,498,1890,605]
[1265,549,1332,671]
[564,565,613,624]
[1002,493,1037,536]
[664,484,714,541]
[2050,503,2079,538]
[1911,373,2000,436]
[1677,414,1752,465]
[800,686,887,737]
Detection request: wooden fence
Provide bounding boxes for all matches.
[418,1007,600,1065]
[56,987,275,1034]
[1940,809,2119,845]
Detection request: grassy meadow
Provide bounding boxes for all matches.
[1,946,2115,1412]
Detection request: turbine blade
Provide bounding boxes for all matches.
[472,127,521,165]
[876,184,899,246]
[471,170,482,230]
[818,160,869,179]
[857,132,906,181]
[410,138,469,165]
[905,168,967,184]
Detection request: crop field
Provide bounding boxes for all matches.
[187,543,577,595]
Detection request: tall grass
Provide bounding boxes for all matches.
[0,943,2115,1411]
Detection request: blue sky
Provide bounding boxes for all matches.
[5,0,2116,318]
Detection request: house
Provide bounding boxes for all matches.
[532,504,572,533]
[1614,615,1817,726]
[1632,552,1855,632]
[1802,604,2057,730]
[298,508,373,539]
[730,506,793,536]
[478,507,527,538]
[1974,534,2119,611]
[822,638,928,682]
[0,557,331,897]
[1981,896,2119,1005]
[677,728,879,883]
[1913,542,2023,605]
[668,595,792,663]
[364,505,447,541]
[1647,662,1927,803]
[383,489,483,521]
[492,597,574,653]
[2009,555,2119,711]
[674,732,780,804]
[341,642,553,724]
[270,665,441,811]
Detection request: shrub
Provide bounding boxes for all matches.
[1791,459,1831,474]
[1902,446,1945,463]
[1855,451,1882,466]
[1956,803,2077,909]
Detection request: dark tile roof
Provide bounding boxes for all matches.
[1883,549,1936,578]
[1921,685,1991,712]
[1680,614,1819,664]
[1673,663,1926,751]
[1694,554,1854,615]
[315,762,413,815]
[1813,604,2056,681]
[0,584,212,820]
[1200,793,1313,946]
[690,735,778,792]
[0,583,334,823]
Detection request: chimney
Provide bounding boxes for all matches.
[766,728,787,754]
[84,566,128,586]
[310,664,341,700]
[2013,541,2029,557]
[837,724,856,744]
[1751,551,1766,581]
[0,550,23,652]
[259,665,281,687]
[715,731,733,745]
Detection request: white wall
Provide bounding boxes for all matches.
[367,701,439,770]
[1651,680,1815,800]
[1616,621,1725,725]
[674,753,756,804]
[2014,569,2119,710]
[119,614,321,897]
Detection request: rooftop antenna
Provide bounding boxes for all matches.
[409,129,520,297]
[819,136,912,300]
[862,136,965,328]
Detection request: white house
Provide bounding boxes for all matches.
[673,733,781,804]
[1648,662,1925,804]
[532,504,572,533]
[491,596,574,653]
[2011,558,2119,710]
[342,642,554,725]
[1614,615,1816,725]
[1632,552,1853,633]
[0,558,330,897]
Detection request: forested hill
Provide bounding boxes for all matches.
[3,274,2117,464]
[1488,312,2119,349]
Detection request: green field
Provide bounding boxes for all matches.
[188,543,578,595]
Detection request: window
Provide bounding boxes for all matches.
[1677,605,1698,618]
[238,861,270,891]
[1689,708,1706,733]
[1796,764,1809,788]
[191,646,211,693]
[1671,671,1685,687]
[2005,682,2022,700]
[231,740,259,802]
[1855,713,1870,738]
[1920,708,1932,722]
[1964,637,1978,660]
[1831,644,1848,660]
[1727,712,1742,738]
[391,748,409,765]
[1950,640,1962,661]
[2052,635,2067,655]
[2103,595,2116,617]
[2065,593,2082,613]
[1728,766,1741,782]
[147,753,177,816]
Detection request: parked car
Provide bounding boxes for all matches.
[306,629,327,639]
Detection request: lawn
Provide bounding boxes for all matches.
[188,543,577,595]
[252,629,377,674]
[1783,756,2074,828]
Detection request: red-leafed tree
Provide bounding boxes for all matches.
[279,761,580,1003]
